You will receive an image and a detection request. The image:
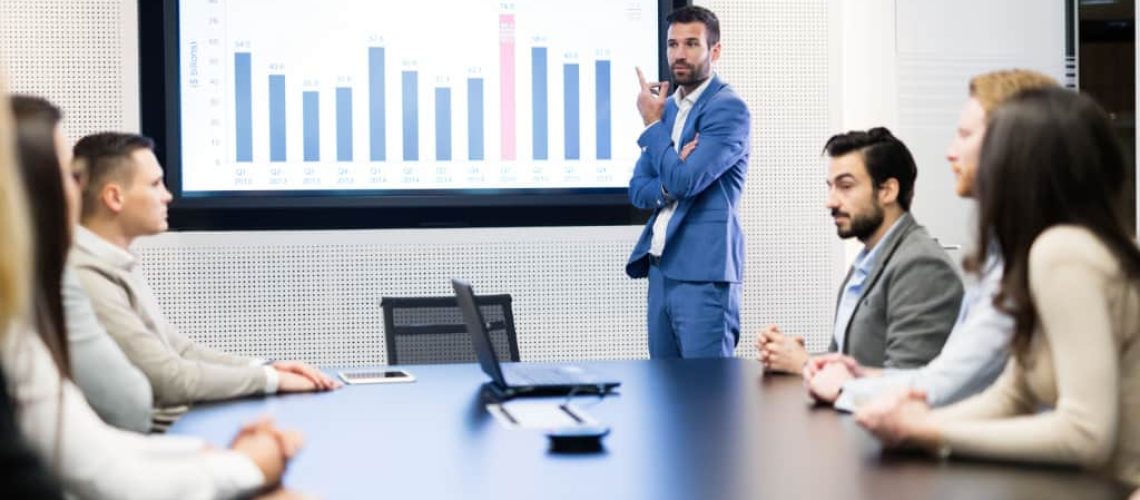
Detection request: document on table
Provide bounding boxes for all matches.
[487,400,599,429]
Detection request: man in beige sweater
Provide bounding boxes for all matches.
[70,132,338,420]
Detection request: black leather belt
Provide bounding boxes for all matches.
[649,254,662,266]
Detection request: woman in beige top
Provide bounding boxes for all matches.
[855,87,1140,488]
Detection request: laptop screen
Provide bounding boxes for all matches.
[451,279,507,385]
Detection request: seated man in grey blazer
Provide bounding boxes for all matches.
[69,132,340,417]
[758,127,963,374]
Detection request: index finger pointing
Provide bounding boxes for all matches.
[636,67,648,89]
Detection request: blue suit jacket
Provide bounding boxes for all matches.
[626,75,750,283]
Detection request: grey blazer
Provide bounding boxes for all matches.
[829,214,963,369]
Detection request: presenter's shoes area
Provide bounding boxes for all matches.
[545,425,610,454]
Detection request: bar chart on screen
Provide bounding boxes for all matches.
[178,0,658,193]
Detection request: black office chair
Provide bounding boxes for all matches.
[380,294,520,365]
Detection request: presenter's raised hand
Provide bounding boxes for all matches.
[636,67,670,126]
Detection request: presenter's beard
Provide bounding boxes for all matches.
[672,61,710,88]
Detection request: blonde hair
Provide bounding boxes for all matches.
[0,67,33,330]
[969,69,1059,114]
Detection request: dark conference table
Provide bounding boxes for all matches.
[169,359,1131,499]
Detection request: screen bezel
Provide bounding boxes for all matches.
[138,0,683,230]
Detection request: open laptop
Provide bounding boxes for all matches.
[451,279,620,397]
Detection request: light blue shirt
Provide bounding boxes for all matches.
[834,252,1012,411]
[832,215,908,352]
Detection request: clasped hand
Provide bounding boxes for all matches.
[755,324,809,374]
[228,417,304,487]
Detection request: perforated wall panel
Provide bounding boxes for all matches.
[135,227,652,366]
[4,0,841,367]
[0,0,139,139]
[699,0,843,355]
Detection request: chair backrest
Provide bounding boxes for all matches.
[380,294,519,365]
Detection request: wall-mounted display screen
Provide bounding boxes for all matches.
[176,0,659,198]
[141,0,669,228]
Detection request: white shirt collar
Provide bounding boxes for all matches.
[74,225,137,270]
[673,72,715,107]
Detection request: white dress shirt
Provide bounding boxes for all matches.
[834,254,1012,411]
[649,74,715,257]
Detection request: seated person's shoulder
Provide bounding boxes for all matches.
[1029,225,1116,275]
[891,223,957,269]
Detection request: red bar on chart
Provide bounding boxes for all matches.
[499,13,516,161]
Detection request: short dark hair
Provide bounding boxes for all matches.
[73,131,155,218]
[823,127,918,211]
[666,5,720,47]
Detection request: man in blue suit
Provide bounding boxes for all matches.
[627,6,751,358]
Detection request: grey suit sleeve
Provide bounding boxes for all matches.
[882,255,964,369]
[63,269,154,433]
[73,267,268,407]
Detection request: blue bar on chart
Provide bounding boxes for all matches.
[302,91,319,162]
[268,75,286,162]
[369,47,386,161]
[336,87,353,162]
[435,87,451,161]
[563,63,579,160]
[595,60,611,160]
[467,78,484,161]
[402,71,418,161]
[531,47,547,160]
[234,52,252,162]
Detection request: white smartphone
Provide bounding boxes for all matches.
[337,369,416,385]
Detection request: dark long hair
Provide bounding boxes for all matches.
[971,87,1140,357]
[10,95,71,378]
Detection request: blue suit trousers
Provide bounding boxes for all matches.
[647,263,741,358]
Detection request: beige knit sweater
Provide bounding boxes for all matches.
[933,225,1139,487]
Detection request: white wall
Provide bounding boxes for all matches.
[838,0,1068,265]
